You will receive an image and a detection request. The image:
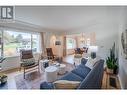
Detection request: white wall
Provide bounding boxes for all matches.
[118,7,127,89]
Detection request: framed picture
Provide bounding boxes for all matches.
[121,30,127,59]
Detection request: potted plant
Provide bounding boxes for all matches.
[106,43,118,74]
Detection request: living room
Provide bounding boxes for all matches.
[0,6,127,90]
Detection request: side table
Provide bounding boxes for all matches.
[45,66,58,82]
[39,59,49,72]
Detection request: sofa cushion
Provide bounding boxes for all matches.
[40,82,54,89]
[53,80,80,89]
[21,58,35,67]
[85,58,96,69]
[59,72,83,81]
[71,64,91,79]
[85,57,101,69]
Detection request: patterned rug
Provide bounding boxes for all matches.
[15,63,74,89]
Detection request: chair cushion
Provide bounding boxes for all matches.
[20,50,33,59]
[71,65,91,79]
[53,80,80,89]
[59,72,83,81]
[21,58,35,67]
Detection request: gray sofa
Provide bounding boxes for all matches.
[40,58,104,89]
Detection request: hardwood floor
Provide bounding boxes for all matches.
[63,54,74,64]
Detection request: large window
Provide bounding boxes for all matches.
[2,30,40,57]
[66,38,76,49]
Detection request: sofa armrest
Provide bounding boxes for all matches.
[78,59,104,89]
[40,82,54,89]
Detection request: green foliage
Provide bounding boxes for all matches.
[106,43,118,69]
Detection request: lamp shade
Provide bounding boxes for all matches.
[88,46,98,59]
[89,46,98,53]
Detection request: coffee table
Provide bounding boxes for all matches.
[52,62,66,75]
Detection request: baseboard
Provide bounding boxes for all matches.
[118,74,123,89]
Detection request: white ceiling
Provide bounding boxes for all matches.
[15,6,122,32]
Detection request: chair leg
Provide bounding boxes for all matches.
[38,65,40,73]
[24,68,25,79]
[19,67,22,71]
[74,62,76,68]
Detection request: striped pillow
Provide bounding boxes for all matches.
[53,80,80,89]
[21,58,35,66]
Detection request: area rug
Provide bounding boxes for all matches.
[15,63,74,89]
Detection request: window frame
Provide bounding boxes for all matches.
[1,29,40,57]
[0,29,4,57]
[66,38,76,49]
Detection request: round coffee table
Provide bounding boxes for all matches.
[45,66,58,82]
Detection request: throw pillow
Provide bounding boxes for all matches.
[85,57,101,69]
[92,56,101,66]
[53,80,80,89]
[85,58,96,69]
[81,58,88,65]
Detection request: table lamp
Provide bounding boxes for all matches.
[89,46,98,59]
